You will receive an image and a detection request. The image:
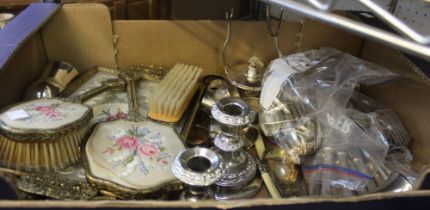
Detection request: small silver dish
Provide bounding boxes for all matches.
[172,147,224,201]
[201,78,240,111]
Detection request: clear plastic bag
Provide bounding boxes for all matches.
[260,47,342,111]
[384,158,418,188]
[305,158,417,197]
[259,48,400,190]
[348,91,411,151]
[303,92,414,195]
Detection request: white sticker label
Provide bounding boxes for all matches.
[6,109,30,120]
[327,113,353,135]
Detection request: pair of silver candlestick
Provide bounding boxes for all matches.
[172,97,259,201]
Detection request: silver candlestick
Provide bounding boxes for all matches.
[211,97,260,200]
[172,147,224,201]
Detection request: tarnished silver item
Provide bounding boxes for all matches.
[214,176,263,200]
[211,97,259,199]
[381,173,414,193]
[222,10,265,96]
[172,147,224,201]
[201,78,240,111]
[260,99,321,164]
[24,61,80,100]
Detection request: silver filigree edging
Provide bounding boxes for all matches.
[172,148,224,187]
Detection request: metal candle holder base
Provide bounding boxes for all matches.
[210,97,260,199]
[172,147,224,201]
[213,176,262,201]
[214,150,256,187]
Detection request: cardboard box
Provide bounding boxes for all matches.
[0,3,430,209]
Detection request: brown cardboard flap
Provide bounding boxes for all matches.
[113,19,363,75]
[364,79,430,170]
[113,20,301,75]
[361,41,430,84]
[2,3,430,207]
[361,41,430,171]
[0,34,46,108]
[0,190,430,208]
[300,19,363,56]
[41,3,116,71]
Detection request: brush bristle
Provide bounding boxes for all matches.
[0,130,84,172]
[148,63,202,123]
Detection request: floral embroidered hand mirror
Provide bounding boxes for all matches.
[82,68,186,198]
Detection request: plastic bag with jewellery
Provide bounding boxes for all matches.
[259,47,402,191]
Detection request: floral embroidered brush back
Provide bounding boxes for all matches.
[86,120,185,189]
[0,98,90,130]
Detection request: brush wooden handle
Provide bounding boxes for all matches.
[261,169,282,198]
[255,132,282,199]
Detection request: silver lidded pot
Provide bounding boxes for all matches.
[23,61,80,100]
[172,147,224,201]
[210,97,258,198]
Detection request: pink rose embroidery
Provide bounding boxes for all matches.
[34,105,62,118]
[35,105,53,112]
[138,143,159,157]
[44,111,61,118]
[105,127,170,173]
[115,135,140,149]
[115,111,127,119]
